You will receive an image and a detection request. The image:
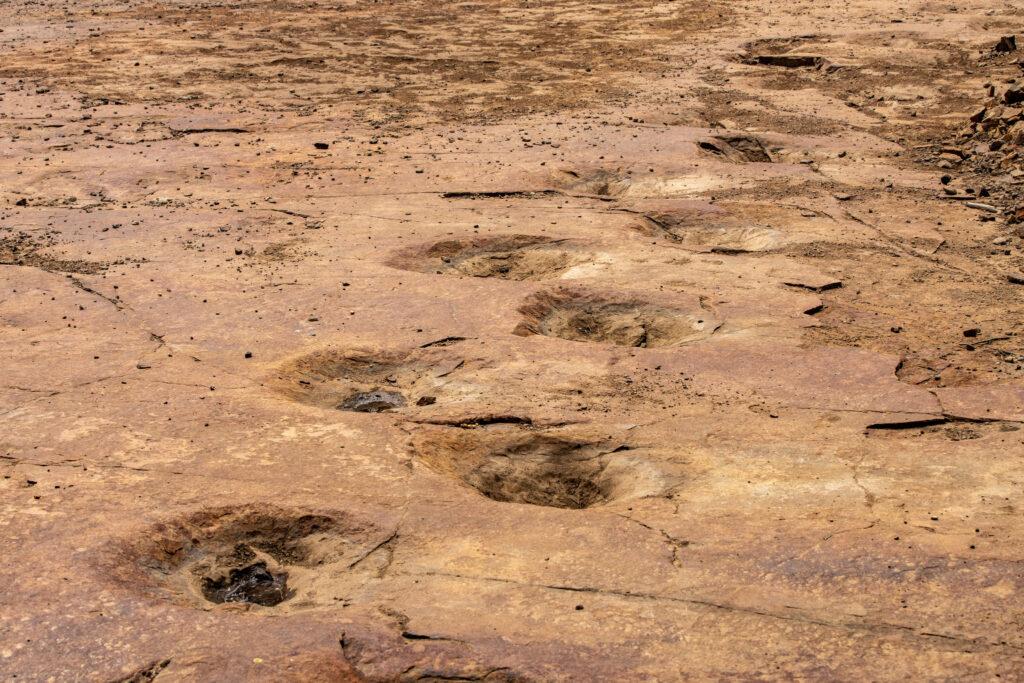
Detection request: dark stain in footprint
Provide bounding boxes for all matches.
[514,288,720,348]
[740,36,835,71]
[409,423,680,509]
[112,659,172,683]
[271,348,460,413]
[744,54,829,69]
[698,136,772,163]
[340,390,406,413]
[553,167,632,197]
[103,505,392,611]
[441,190,560,200]
[411,425,618,509]
[865,417,1017,441]
[202,562,290,606]
[389,234,582,281]
[622,203,784,251]
[475,460,608,509]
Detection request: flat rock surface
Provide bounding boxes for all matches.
[1,0,1023,680]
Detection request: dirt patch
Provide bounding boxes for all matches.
[105,506,390,610]
[410,424,668,509]
[389,235,583,280]
[1,233,109,275]
[0,0,733,124]
[803,290,1024,388]
[258,239,310,263]
[894,345,1024,388]
[514,289,720,347]
[271,348,463,412]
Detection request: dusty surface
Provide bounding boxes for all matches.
[1,0,1024,680]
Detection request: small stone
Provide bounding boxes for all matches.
[994,35,1018,53]
[983,106,1005,122]
[1000,107,1023,122]
[339,390,405,413]
[313,142,329,149]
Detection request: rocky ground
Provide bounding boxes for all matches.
[1,0,1023,680]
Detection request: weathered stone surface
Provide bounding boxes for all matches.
[0,0,1022,681]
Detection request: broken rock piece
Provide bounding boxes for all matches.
[994,35,1018,53]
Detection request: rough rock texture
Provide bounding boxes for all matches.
[1,0,1023,680]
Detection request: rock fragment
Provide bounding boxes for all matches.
[994,35,1018,53]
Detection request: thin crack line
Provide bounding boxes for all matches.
[404,570,1023,652]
